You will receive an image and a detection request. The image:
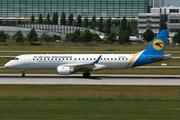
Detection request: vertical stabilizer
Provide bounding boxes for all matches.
[143,30,169,56]
[131,30,169,68]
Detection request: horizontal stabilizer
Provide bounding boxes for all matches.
[148,54,172,60]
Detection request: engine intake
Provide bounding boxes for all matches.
[57,66,74,75]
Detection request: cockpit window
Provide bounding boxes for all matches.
[13,58,19,60]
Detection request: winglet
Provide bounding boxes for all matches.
[93,55,102,64]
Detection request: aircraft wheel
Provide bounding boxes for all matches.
[21,69,25,77]
[22,73,25,77]
[83,72,91,78]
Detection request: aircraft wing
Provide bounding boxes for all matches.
[59,55,105,71]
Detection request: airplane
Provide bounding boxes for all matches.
[4,30,171,78]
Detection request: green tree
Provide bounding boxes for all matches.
[43,34,54,46]
[27,28,38,45]
[114,20,119,27]
[77,15,82,27]
[46,13,50,24]
[98,17,103,32]
[66,29,80,45]
[31,15,35,24]
[79,29,94,45]
[38,14,43,24]
[119,16,128,39]
[84,17,88,28]
[14,30,24,46]
[53,34,61,40]
[68,13,73,26]
[106,16,111,35]
[74,29,81,38]
[107,32,117,44]
[93,34,102,45]
[0,30,9,45]
[122,30,131,44]
[173,31,180,44]
[53,12,58,25]
[39,32,46,42]
[143,29,154,42]
[130,22,138,35]
[91,15,96,29]
[61,12,66,25]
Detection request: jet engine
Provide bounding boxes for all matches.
[57,66,75,75]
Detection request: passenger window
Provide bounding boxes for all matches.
[62,58,64,60]
[66,58,68,60]
[79,58,80,60]
[94,58,96,60]
[115,58,117,60]
[119,58,120,60]
[101,58,102,60]
[87,58,88,60]
[107,58,109,60]
[111,58,113,60]
[75,58,76,60]
[104,58,106,60]
[83,58,84,60]
[90,58,92,60]
[70,58,72,60]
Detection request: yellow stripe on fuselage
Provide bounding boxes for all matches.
[126,52,140,69]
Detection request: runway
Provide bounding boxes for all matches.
[0,74,180,85]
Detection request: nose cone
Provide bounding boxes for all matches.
[4,62,10,68]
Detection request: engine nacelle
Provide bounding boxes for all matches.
[57,66,74,75]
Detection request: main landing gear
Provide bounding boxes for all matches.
[83,71,91,78]
[21,69,25,77]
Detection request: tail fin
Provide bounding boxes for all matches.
[143,30,169,56]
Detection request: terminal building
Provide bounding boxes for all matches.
[0,0,150,24]
[138,6,180,44]
[0,0,151,39]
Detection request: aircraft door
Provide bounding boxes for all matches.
[25,55,30,65]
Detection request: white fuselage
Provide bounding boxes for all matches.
[4,54,138,71]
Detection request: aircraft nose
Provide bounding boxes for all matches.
[4,62,10,68]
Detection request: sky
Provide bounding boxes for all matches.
[165,0,180,6]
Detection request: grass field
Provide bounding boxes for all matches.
[0,85,180,119]
[1,42,180,51]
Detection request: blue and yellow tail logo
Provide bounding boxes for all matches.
[153,39,164,51]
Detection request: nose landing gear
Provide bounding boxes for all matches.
[83,71,91,78]
[21,69,25,77]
